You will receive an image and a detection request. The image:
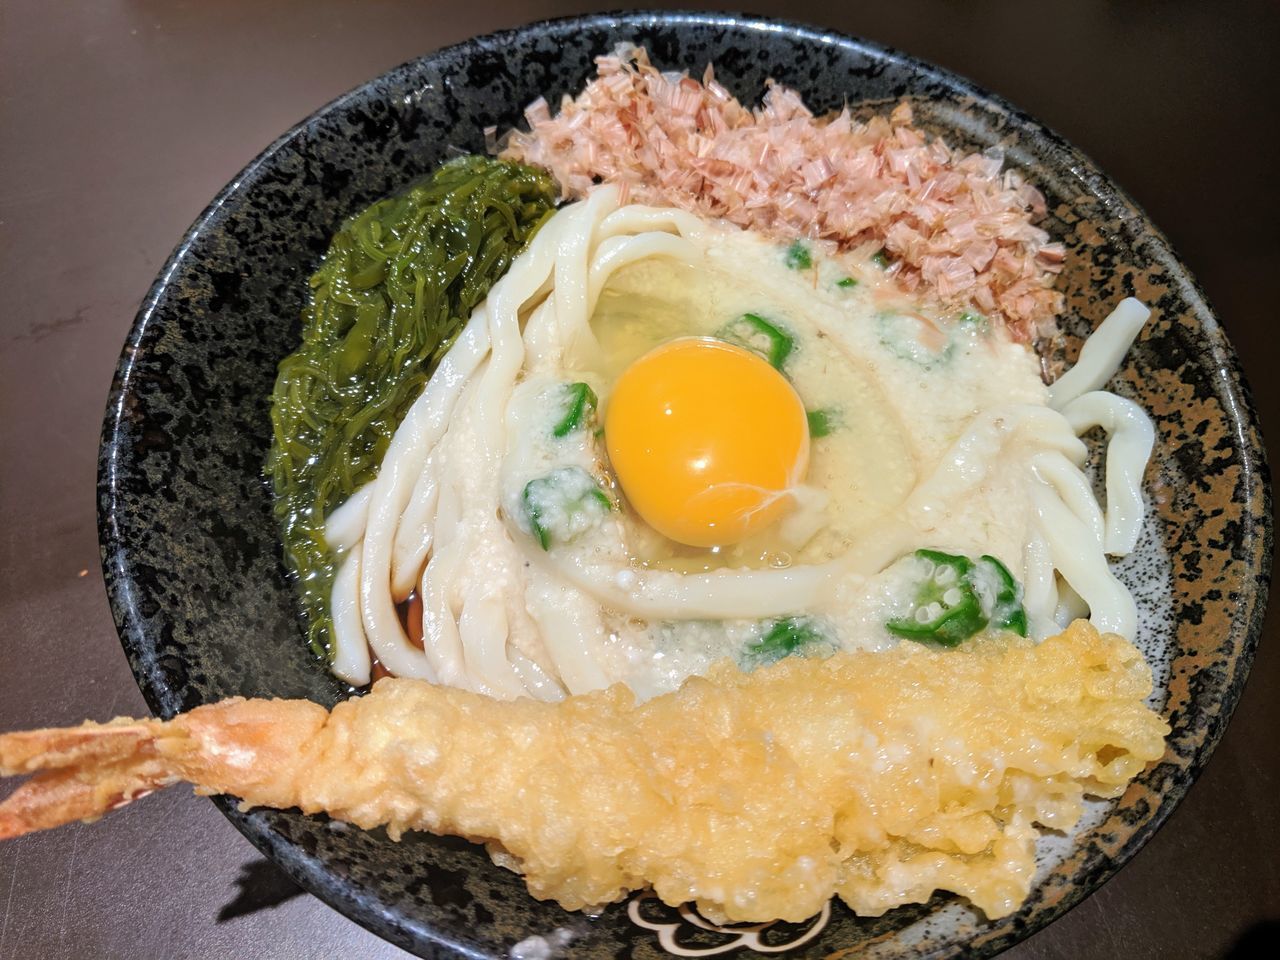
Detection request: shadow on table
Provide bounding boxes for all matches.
[217,857,306,922]
[1221,920,1280,958]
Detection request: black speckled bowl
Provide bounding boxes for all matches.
[98,11,1271,960]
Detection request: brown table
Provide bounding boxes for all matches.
[2,2,1277,957]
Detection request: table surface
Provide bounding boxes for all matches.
[2,1,1278,958]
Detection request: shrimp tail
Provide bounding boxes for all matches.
[0,721,173,840]
[0,767,175,840]
[0,698,328,840]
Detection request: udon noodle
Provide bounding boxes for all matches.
[324,184,1154,695]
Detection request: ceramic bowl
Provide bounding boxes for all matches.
[98,11,1271,958]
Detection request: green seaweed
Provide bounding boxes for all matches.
[267,156,559,660]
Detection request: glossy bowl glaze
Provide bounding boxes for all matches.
[98,11,1271,959]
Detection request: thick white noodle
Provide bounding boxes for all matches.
[432,455,464,545]
[1030,451,1106,550]
[322,190,1155,699]
[595,204,706,241]
[1031,482,1137,637]
[555,554,843,621]
[1021,531,1059,638]
[523,567,612,695]
[905,406,1087,526]
[419,535,467,686]
[325,486,372,552]
[390,452,439,599]
[1054,579,1090,628]
[1061,391,1155,555]
[1048,298,1150,408]
[522,297,566,370]
[587,233,698,307]
[509,650,565,702]
[352,311,490,679]
[551,188,615,363]
[329,545,371,685]
[459,583,525,699]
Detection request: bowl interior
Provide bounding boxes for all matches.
[98,11,1270,959]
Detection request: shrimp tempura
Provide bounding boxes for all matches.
[0,621,1168,923]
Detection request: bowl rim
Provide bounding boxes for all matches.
[98,9,1273,959]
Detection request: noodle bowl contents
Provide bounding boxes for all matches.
[259,43,1165,917]
[0,44,1171,929]
[262,43,1166,918]
[319,189,1152,700]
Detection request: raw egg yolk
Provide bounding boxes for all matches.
[605,337,810,548]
